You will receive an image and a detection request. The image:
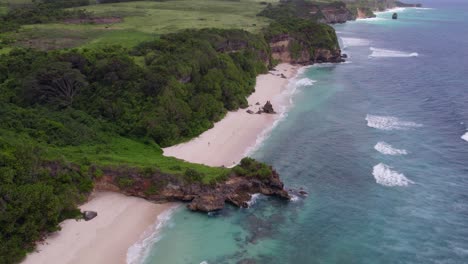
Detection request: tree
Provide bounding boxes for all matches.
[23,62,88,108]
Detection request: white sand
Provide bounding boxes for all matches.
[22,192,175,264]
[163,63,299,167]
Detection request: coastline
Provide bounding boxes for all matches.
[22,192,176,264]
[163,63,301,167]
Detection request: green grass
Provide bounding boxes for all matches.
[45,136,230,184]
[5,0,279,50]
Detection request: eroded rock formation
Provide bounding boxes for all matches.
[93,167,290,212]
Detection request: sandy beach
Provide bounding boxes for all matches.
[22,192,175,264]
[163,63,299,167]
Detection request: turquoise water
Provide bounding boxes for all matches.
[140,2,468,263]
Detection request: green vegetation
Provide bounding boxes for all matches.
[233,157,273,179]
[0,27,269,262]
[0,0,279,50]
[0,0,344,263]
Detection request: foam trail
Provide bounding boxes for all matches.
[126,206,180,264]
[372,163,414,187]
[247,193,261,207]
[462,132,468,142]
[341,37,370,49]
[374,142,408,155]
[366,114,423,130]
[369,47,418,58]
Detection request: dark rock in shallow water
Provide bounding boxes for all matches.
[341,53,348,59]
[83,211,97,221]
[392,13,398,19]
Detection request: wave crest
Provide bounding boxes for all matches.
[462,132,468,142]
[296,78,316,86]
[372,163,414,187]
[366,114,423,130]
[341,37,370,49]
[126,206,179,264]
[369,47,418,58]
[374,142,408,155]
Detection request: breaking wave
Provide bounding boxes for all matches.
[366,114,423,130]
[296,78,316,87]
[374,141,408,155]
[247,193,261,207]
[462,132,468,142]
[372,163,414,187]
[369,47,418,58]
[341,37,370,49]
[126,206,180,264]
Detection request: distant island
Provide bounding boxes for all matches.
[0,0,420,263]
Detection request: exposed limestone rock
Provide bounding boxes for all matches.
[318,3,355,24]
[93,167,290,213]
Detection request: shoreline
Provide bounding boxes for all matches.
[22,192,176,264]
[163,63,301,167]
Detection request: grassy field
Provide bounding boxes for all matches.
[45,136,230,184]
[3,0,279,50]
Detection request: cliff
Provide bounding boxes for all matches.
[317,2,356,24]
[344,0,422,19]
[269,34,343,64]
[88,160,290,212]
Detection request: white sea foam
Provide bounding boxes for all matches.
[366,114,423,130]
[374,142,408,155]
[374,7,407,15]
[290,194,300,202]
[341,37,370,49]
[126,206,180,264]
[296,78,316,86]
[247,193,261,207]
[462,132,468,142]
[200,261,209,264]
[372,163,414,187]
[369,47,418,58]
[356,17,385,22]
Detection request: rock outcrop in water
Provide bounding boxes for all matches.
[392,13,398,19]
[92,165,290,213]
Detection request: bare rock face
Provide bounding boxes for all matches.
[94,167,290,213]
[83,211,97,221]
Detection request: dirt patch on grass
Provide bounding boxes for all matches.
[63,17,123,24]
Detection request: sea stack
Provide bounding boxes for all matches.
[392,13,398,19]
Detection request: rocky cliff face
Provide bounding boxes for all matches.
[269,34,344,65]
[93,166,290,212]
[318,3,356,24]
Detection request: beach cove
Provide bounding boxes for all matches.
[20,63,302,264]
[163,63,300,167]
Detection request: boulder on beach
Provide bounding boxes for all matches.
[246,109,254,114]
[83,211,97,221]
[262,101,276,114]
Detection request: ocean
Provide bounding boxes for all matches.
[135,1,468,263]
